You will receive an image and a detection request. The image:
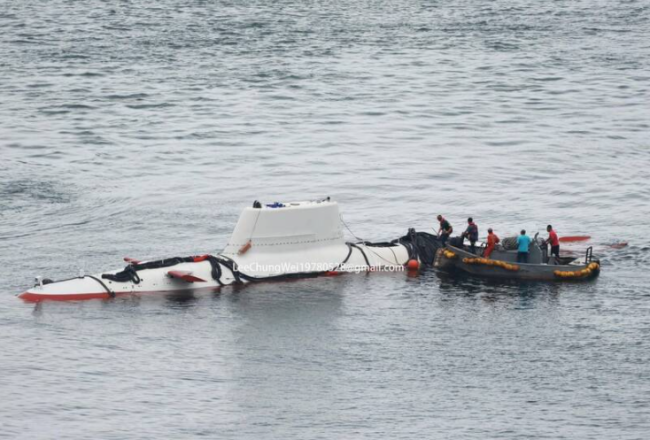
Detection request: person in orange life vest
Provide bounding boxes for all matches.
[545,224,560,261]
[484,228,500,258]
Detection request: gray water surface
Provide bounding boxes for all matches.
[1,1,650,439]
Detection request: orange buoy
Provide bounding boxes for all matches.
[406,259,420,271]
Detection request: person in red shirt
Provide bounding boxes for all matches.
[546,225,560,260]
[484,228,500,259]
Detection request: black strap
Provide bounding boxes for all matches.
[349,243,371,267]
[86,275,115,298]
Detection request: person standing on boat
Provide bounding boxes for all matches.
[437,215,453,246]
[462,217,479,254]
[545,225,560,261]
[516,230,531,263]
[484,228,500,258]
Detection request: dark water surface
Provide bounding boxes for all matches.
[1,1,650,439]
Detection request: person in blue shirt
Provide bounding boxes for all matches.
[516,229,531,263]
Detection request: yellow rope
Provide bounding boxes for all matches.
[462,257,520,271]
[554,262,599,278]
[442,250,457,259]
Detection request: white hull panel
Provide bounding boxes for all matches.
[19,200,412,302]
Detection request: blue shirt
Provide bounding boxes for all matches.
[517,234,531,253]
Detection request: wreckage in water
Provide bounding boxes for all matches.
[18,199,441,302]
[18,199,602,302]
